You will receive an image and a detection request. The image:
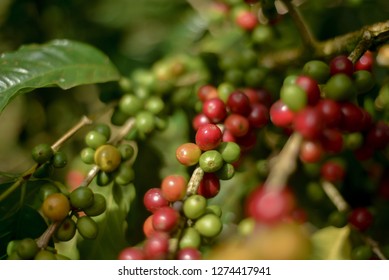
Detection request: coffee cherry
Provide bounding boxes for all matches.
[70,187,94,209]
[197,173,220,198]
[197,84,218,102]
[83,193,107,216]
[320,160,345,183]
[235,9,258,31]
[96,171,114,186]
[348,207,373,231]
[321,128,343,153]
[115,165,135,185]
[195,124,223,151]
[351,245,373,260]
[280,84,307,112]
[52,151,67,168]
[119,94,143,116]
[295,75,321,105]
[248,103,269,128]
[330,55,354,77]
[293,107,323,140]
[32,143,54,164]
[55,217,77,241]
[42,193,70,221]
[328,211,348,228]
[176,143,202,166]
[145,96,164,115]
[315,99,342,128]
[118,247,146,260]
[136,111,155,134]
[38,182,59,202]
[144,232,170,260]
[202,98,227,123]
[85,131,107,149]
[179,227,201,249]
[34,250,56,260]
[224,114,250,137]
[77,216,99,239]
[199,150,224,173]
[246,187,294,224]
[353,70,375,94]
[81,147,95,164]
[355,51,374,72]
[215,162,235,180]
[339,102,364,133]
[177,248,201,260]
[303,60,330,84]
[17,238,39,259]
[324,74,356,101]
[217,141,241,163]
[144,188,169,213]
[94,144,121,172]
[270,100,295,128]
[152,206,180,232]
[183,194,207,220]
[118,143,135,161]
[227,90,251,116]
[238,217,256,236]
[161,175,187,202]
[299,140,323,163]
[192,113,211,131]
[194,213,222,238]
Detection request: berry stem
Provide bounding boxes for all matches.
[280,0,317,50]
[264,132,303,191]
[35,221,61,249]
[51,116,93,152]
[260,20,389,68]
[321,181,349,212]
[186,167,205,196]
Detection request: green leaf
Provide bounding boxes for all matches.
[77,183,135,260]
[311,225,352,260]
[0,205,48,259]
[0,39,120,113]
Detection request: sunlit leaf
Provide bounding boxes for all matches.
[311,225,352,260]
[0,39,120,113]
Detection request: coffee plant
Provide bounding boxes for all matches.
[1,0,389,260]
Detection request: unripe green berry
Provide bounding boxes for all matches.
[55,217,77,241]
[199,150,223,173]
[183,195,207,220]
[83,193,107,216]
[17,238,39,259]
[280,84,307,112]
[34,250,56,260]
[69,187,94,209]
[32,143,54,164]
[94,123,111,140]
[52,151,68,168]
[179,227,201,249]
[96,171,114,187]
[194,213,223,238]
[145,96,165,115]
[77,216,99,240]
[118,144,135,161]
[136,111,155,134]
[80,147,95,164]
[85,131,107,149]
[217,142,241,163]
[119,94,143,116]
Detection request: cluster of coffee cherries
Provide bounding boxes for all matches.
[6,238,69,260]
[270,52,388,172]
[80,123,136,187]
[31,143,68,178]
[40,182,106,241]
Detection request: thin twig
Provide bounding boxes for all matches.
[280,0,317,50]
[51,116,93,152]
[35,221,61,249]
[264,133,303,191]
[321,181,349,212]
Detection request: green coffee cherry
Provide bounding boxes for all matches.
[55,217,77,241]
[83,193,107,216]
[52,151,68,168]
[94,123,111,140]
[69,187,94,209]
[77,216,99,240]
[81,147,95,164]
[183,195,207,220]
[194,213,223,238]
[94,144,122,172]
[17,238,39,259]
[32,144,54,164]
[199,150,223,173]
[34,250,56,260]
[85,131,107,149]
[179,227,201,249]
